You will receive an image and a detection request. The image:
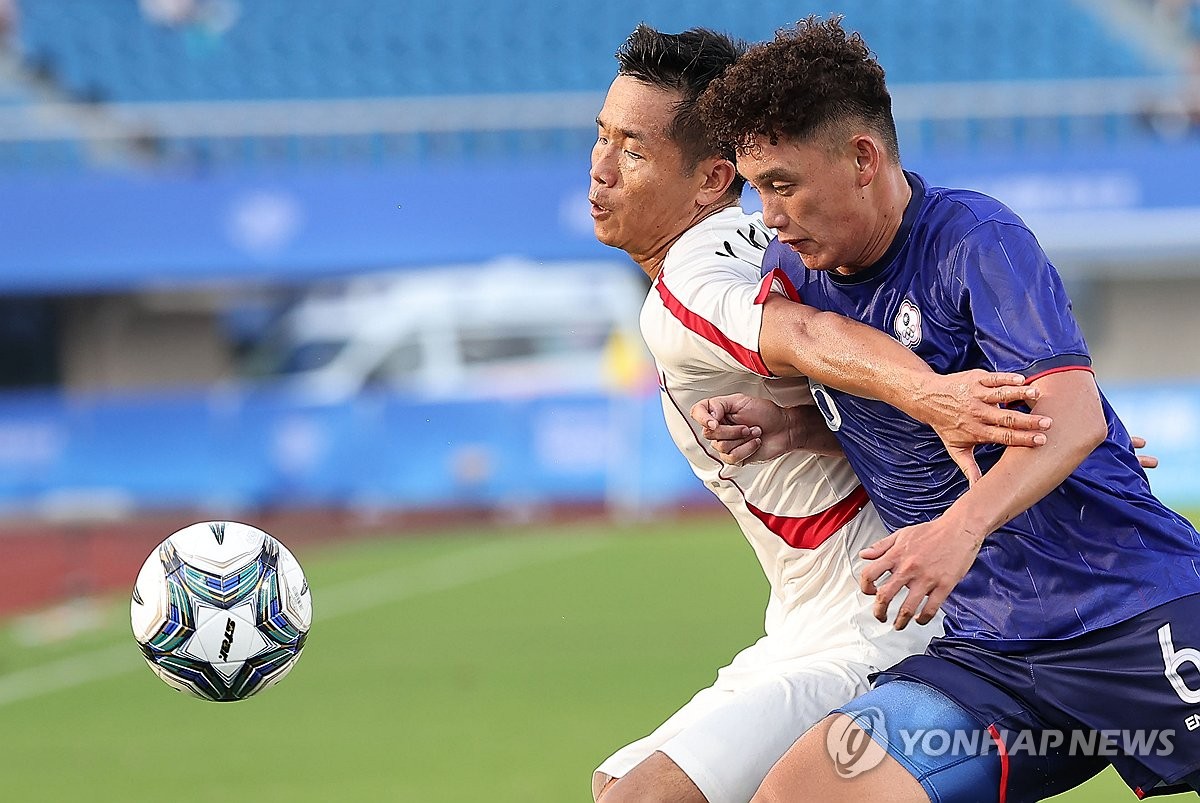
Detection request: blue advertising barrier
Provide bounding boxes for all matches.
[0,382,1197,518]
[3,140,1200,293]
[0,387,702,516]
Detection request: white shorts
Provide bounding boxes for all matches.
[593,647,876,803]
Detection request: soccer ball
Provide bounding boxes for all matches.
[130,521,312,702]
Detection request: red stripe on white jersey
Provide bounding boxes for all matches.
[656,276,771,376]
[756,267,802,304]
[745,484,870,550]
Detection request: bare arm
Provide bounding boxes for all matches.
[691,395,842,462]
[758,294,1051,482]
[861,370,1107,629]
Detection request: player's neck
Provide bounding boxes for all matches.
[634,198,739,281]
[838,166,912,275]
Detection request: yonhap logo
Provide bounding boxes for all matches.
[826,707,888,778]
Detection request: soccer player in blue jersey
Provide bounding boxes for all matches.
[695,16,1200,802]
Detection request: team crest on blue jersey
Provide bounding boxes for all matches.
[894,299,922,348]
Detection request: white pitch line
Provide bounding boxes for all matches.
[0,643,133,707]
[0,536,605,708]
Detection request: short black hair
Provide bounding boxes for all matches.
[699,16,900,162]
[615,24,748,197]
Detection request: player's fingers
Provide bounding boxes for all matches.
[1131,435,1148,449]
[892,584,931,631]
[975,371,1028,389]
[690,400,716,428]
[1139,454,1160,470]
[703,423,754,444]
[977,384,1041,406]
[726,438,762,464]
[947,446,982,487]
[872,576,904,623]
[982,425,1048,448]
[916,587,951,626]
[692,396,735,429]
[858,532,897,561]
[860,555,895,596]
[715,438,756,463]
[972,405,1052,433]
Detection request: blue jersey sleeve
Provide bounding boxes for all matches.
[950,219,1091,380]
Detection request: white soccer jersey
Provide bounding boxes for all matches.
[596,207,939,803]
[639,206,929,666]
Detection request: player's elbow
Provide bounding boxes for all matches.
[1082,409,1108,453]
[1066,405,1108,463]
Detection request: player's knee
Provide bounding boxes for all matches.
[592,771,616,801]
[600,752,708,803]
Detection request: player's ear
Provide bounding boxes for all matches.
[697,158,737,205]
[851,135,880,188]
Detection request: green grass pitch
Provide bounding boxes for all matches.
[0,517,1190,801]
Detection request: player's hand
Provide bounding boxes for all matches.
[691,394,792,465]
[917,370,1052,486]
[1132,435,1158,469]
[858,516,984,630]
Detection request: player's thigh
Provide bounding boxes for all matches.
[752,714,926,803]
[808,676,1110,803]
[752,678,1016,803]
[599,751,706,803]
[596,659,873,803]
[652,661,874,803]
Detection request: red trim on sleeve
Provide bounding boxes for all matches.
[987,725,1010,803]
[656,277,771,376]
[1025,365,1094,384]
[755,268,801,304]
[1135,787,1146,799]
[745,484,870,550]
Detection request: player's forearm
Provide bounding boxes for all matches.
[761,295,936,414]
[782,404,843,457]
[941,372,1107,540]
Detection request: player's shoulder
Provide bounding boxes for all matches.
[916,173,1031,242]
[663,207,771,278]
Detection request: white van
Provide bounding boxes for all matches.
[245,259,651,402]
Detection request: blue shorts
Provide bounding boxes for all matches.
[837,593,1200,802]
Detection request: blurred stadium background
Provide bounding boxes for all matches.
[0,0,1198,800]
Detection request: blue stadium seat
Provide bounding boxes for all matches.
[4,0,1179,167]
[13,0,1165,102]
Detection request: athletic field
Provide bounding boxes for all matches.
[0,517,1188,801]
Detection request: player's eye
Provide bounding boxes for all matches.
[771,183,794,195]
[624,150,643,160]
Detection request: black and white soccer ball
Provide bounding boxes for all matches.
[130,521,312,702]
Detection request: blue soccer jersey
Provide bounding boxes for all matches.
[764,171,1200,642]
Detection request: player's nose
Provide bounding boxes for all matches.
[761,196,789,230]
[590,145,617,187]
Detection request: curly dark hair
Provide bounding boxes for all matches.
[616,24,748,196]
[698,16,900,162]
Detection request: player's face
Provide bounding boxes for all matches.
[737,134,876,273]
[590,76,707,261]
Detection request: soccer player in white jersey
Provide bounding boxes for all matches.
[586,26,1055,803]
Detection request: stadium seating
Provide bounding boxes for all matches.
[14,0,1161,102]
[3,0,1177,167]
[0,64,87,169]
